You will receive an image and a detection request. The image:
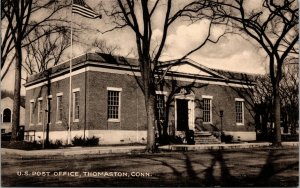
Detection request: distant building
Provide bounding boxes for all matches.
[24,53,256,144]
[1,96,25,133]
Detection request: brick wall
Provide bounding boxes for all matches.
[25,66,255,135]
[86,71,147,131]
[25,72,87,132]
[159,80,255,134]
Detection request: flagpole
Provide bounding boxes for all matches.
[68,0,73,145]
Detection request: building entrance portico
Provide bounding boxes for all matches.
[174,88,195,135]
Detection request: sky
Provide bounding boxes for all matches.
[1,0,268,96]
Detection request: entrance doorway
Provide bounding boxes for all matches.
[174,90,195,134]
[176,99,189,131]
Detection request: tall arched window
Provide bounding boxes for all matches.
[3,108,11,123]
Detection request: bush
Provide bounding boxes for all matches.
[282,134,299,141]
[85,136,99,146]
[1,132,11,141]
[72,136,85,146]
[3,141,42,150]
[47,139,63,148]
[72,136,99,146]
[54,139,63,146]
[168,135,183,144]
[221,133,233,143]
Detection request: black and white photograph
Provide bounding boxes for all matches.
[1,0,299,187]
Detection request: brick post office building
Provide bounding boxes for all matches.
[24,53,256,144]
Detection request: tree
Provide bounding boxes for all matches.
[91,39,121,55]
[1,0,69,141]
[101,0,225,152]
[279,61,298,135]
[23,27,70,76]
[23,27,71,147]
[206,0,298,146]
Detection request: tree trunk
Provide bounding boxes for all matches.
[11,44,22,141]
[145,93,157,152]
[273,87,282,146]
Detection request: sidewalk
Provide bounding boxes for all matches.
[2,142,298,158]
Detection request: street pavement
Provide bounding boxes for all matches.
[1,146,298,187]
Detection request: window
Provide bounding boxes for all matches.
[72,89,80,122]
[57,93,63,122]
[156,94,165,120]
[47,96,52,123]
[235,98,244,125]
[3,108,11,123]
[38,98,43,124]
[107,87,122,121]
[202,96,213,123]
[30,100,35,125]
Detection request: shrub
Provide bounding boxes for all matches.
[4,141,42,150]
[47,139,63,148]
[85,136,99,146]
[282,134,299,141]
[168,135,183,144]
[54,139,63,146]
[221,133,233,143]
[72,136,85,146]
[72,136,100,146]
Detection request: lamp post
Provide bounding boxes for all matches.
[220,110,224,141]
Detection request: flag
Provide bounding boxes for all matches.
[72,0,101,19]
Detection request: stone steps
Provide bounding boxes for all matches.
[194,131,221,144]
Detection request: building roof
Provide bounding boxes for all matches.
[25,52,256,87]
[1,95,26,108]
[26,52,140,83]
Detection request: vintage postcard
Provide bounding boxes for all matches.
[1,0,298,187]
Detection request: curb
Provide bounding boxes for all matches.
[2,142,298,158]
[160,142,299,151]
[161,142,272,151]
[1,146,146,158]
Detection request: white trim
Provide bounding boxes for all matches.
[56,92,63,96]
[163,58,229,80]
[202,95,213,99]
[32,129,147,145]
[107,87,122,91]
[155,92,168,121]
[88,66,141,76]
[235,99,245,126]
[72,88,80,92]
[107,88,122,122]
[164,76,252,88]
[37,98,43,125]
[25,66,253,90]
[224,131,256,141]
[202,95,213,124]
[25,69,86,90]
[174,94,195,133]
[72,88,80,122]
[56,94,63,123]
[107,119,121,123]
[155,91,168,95]
[2,108,12,124]
[29,99,35,126]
